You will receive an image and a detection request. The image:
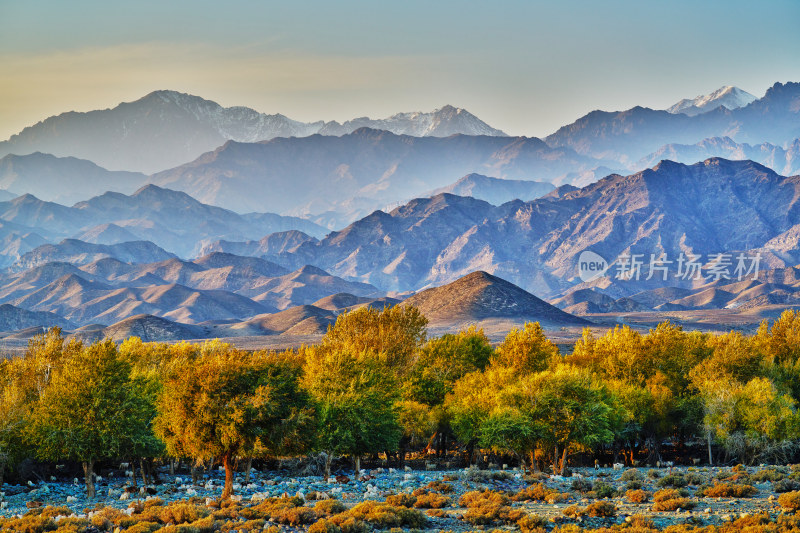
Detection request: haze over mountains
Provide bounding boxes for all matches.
[0,184,326,265]
[0,91,506,174]
[1,83,799,230]
[0,83,799,341]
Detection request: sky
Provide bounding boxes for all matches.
[1,0,799,140]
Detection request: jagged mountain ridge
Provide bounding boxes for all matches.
[0,180,326,265]
[638,136,800,176]
[547,81,800,165]
[667,85,757,116]
[0,90,507,173]
[275,158,800,300]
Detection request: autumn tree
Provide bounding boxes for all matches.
[492,322,559,374]
[322,304,428,374]
[0,329,84,485]
[27,339,151,498]
[155,342,310,499]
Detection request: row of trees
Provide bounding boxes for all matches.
[2,307,800,499]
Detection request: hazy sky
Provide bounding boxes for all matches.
[2,0,799,140]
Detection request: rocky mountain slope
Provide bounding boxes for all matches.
[403,271,588,328]
[0,250,380,326]
[274,158,800,301]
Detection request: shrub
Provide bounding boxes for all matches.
[751,468,786,482]
[126,522,162,533]
[562,505,582,518]
[458,490,515,525]
[39,506,74,518]
[459,490,510,508]
[657,473,687,488]
[570,478,593,492]
[346,501,426,529]
[625,489,651,503]
[779,491,800,512]
[461,466,490,483]
[627,515,655,529]
[512,483,567,503]
[160,503,207,524]
[426,509,446,518]
[309,518,343,533]
[585,501,616,518]
[620,469,644,483]
[626,481,643,491]
[593,481,616,498]
[518,513,548,533]
[315,499,347,516]
[385,493,416,508]
[412,492,451,509]
[685,472,706,485]
[701,483,757,498]
[775,479,800,493]
[647,469,660,479]
[425,480,455,493]
[652,488,694,512]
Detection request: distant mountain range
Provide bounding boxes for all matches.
[0,90,506,173]
[638,136,800,176]
[0,156,797,339]
[1,83,799,229]
[428,174,555,205]
[0,182,326,265]
[667,85,757,116]
[254,158,800,303]
[0,249,380,327]
[547,82,800,165]
[150,129,602,219]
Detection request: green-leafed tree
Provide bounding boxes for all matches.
[27,339,151,498]
[303,345,402,479]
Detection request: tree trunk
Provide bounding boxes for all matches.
[169,458,175,476]
[244,457,253,484]
[83,460,95,499]
[140,457,147,486]
[707,429,713,465]
[324,452,332,482]
[559,447,568,474]
[191,460,200,485]
[221,452,234,499]
[354,455,361,476]
[552,444,559,474]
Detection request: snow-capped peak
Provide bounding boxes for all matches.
[667,85,756,116]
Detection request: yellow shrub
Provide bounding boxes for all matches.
[779,491,800,511]
[702,483,757,498]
